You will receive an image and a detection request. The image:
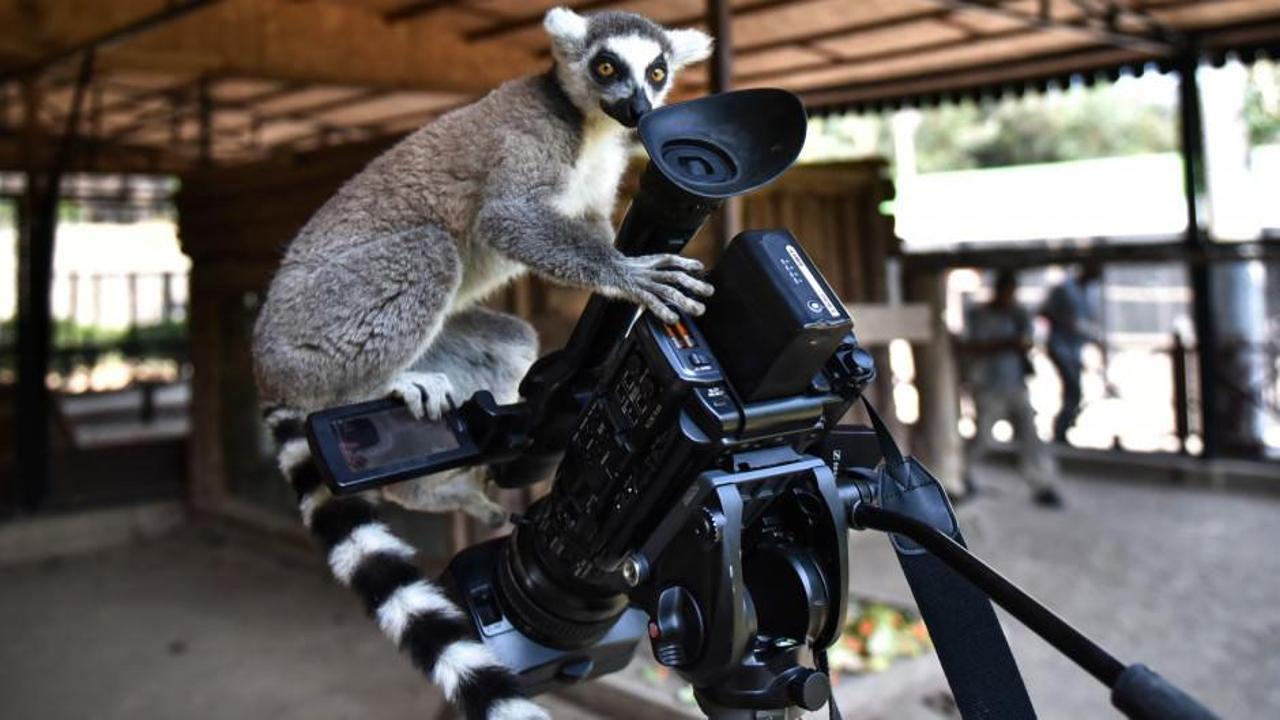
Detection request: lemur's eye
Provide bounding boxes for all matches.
[650,67,666,83]
[596,61,615,77]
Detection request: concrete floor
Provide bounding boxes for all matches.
[2,463,1277,720]
[0,524,595,720]
[847,463,1280,719]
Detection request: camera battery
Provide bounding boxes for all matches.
[700,229,852,402]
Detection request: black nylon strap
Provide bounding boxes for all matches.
[862,398,1037,720]
[899,550,1037,719]
[814,649,843,720]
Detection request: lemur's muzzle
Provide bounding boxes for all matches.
[602,88,651,128]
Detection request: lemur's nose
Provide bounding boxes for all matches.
[628,89,651,121]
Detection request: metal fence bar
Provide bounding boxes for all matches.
[1171,333,1190,455]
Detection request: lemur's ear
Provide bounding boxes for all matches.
[544,7,588,58]
[666,28,714,69]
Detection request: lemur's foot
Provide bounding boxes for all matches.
[386,371,454,421]
[381,469,508,528]
[617,254,715,324]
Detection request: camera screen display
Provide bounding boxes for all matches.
[332,405,461,473]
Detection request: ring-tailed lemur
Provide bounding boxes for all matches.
[253,8,712,719]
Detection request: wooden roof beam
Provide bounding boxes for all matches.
[107,86,393,143]
[799,43,1142,108]
[485,0,814,48]
[98,79,304,140]
[0,0,539,94]
[1065,0,1169,39]
[917,0,1171,56]
[532,0,834,57]
[0,0,222,83]
[736,7,954,57]
[467,0,623,42]
[738,26,1036,85]
[383,0,468,24]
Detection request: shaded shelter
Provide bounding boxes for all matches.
[2,0,1278,524]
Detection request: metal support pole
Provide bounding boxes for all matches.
[127,272,139,334]
[1171,332,1190,455]
[14,50,95,511]
[162,272,174,324]
[706,0,739,254]
[1175,44,1220,458]
[13,81,46,514]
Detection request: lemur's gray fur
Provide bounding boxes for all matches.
[254,6,713,522]
[252,8,711,719]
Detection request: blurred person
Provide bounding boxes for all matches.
[962,270,1062,508]
[1041,261,1104,443]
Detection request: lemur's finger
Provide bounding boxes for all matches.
[389,379,426,419]
[633,288,678,324]
[415,375,454,422]
[635,254,703,273]
[424,391,444,422]
[645,280,706,317]
[462,493,508,529]
[663,254,704,273]
[389,372,455,421]
[649,270,714,297]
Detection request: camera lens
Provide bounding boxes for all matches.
[495,513,629,650]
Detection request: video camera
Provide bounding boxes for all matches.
[306,90,1220,720]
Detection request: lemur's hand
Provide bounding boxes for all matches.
[386,371,454,421]
[613,254,714,325]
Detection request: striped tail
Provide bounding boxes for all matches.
[265,407,547,720]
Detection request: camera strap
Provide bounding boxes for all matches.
[862,399,1037,720]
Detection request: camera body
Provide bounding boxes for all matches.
[535,228,859,588]
[443,230,877,716]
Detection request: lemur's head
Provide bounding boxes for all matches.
[544,7,713,128]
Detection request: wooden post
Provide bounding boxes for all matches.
[708,0,733,97]
[906,269,966,496]
[1176,45,1220,458]
[183,264,227,510]
[14,77,51,511]
[706,0,740,254]
[14,51,95,511]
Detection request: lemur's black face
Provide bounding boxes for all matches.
[544,8,712,128]
[589,45,669,127]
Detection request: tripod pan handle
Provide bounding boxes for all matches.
[1111,664,1219,720]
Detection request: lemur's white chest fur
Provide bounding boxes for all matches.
[551,116,629,221]
[456,119,628,310]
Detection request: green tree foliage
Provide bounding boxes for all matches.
[1244,62,1280,146]
[914,84,1177,172]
